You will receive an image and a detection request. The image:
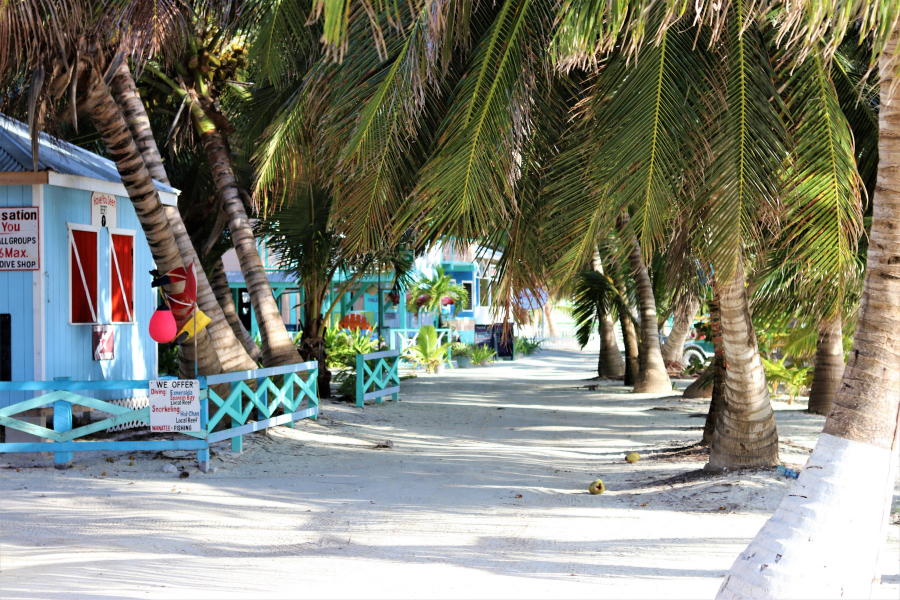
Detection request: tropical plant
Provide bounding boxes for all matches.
[451,342,473,359]
[514,336,542,356]
[761,357,814,404]
[0,0,245,382]
[256,187,413,396]
[403,326,450,373]
[470,345,496,366]
[255,0,900,592]
[406,268,470,327]
[327,328,381,369]
[573,269,630,379]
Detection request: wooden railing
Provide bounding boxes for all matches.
[0,361,318,471]
[355,350,400,407]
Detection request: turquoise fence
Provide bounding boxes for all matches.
[0,361,318,471]
[356,350,400,407]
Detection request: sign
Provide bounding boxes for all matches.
[0,207,39,271]
[92,325,114,360]
[91,192,117,228]
[493,323,516,359]
[474,324,494,347]
[149,379,201,433]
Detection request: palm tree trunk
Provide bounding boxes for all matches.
[543,302,558,337]
[198,126,299,367]
[80,64,222,380]
[707,264,779,469]
[592,248,624,378]
[598,315,625,377]
[806,314,843,416]
[109,63,257,373]
[615,284,641,386]
[702,296,726,446]
[661,292,700,367]
[298,296,332,398]
[717,35,900,598]
[210,259,262,362]
[620,220,671,393]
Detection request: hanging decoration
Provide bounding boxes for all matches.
[150,260,210,345]
[148,304,177,343]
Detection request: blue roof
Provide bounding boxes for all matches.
[0,115,178,195]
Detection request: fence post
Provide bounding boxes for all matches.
[356,353,365,408]
[197,376,210,473]
[391,354,400,402]
[257,377,267,434]
[230,381,242,452]
[52,376,73,469]
[309,368,319,420]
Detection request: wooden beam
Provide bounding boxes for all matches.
[0,172,49,185]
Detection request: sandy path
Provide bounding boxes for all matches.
[1,349,897,599]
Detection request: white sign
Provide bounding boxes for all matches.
[91,192,117,228]
[0,207,39,271]
[149,379,201,433]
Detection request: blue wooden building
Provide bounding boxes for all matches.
[0,117,178,411]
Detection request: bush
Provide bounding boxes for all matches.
[470,345,496,365]
[403,326,451,373]
[515,336,543,356]
[158,344,179,376]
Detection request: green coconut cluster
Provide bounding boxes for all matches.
[138,27,247,110]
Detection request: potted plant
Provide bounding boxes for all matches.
[453,343,473,368]
[403,326,451,374]
[471,345,496,366]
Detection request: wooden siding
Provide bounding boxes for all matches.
[42,185,156,401]
[0,184,157,408]
[0,185,35,407]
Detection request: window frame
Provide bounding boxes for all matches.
[108,227,137,325]
[67,223,101,326]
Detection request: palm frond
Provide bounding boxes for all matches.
[778,46,864,319]
[399,0,553,247]
[693,5,789,284]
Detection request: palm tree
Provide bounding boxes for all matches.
[108,62,260,373]
[256,186,413,397]
[304,1,900,592]
[573,271,632,379]
[134,10,300,367]
[407,267,470,329]
[660,291,699,368]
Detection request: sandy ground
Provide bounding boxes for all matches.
[1,349,898,599]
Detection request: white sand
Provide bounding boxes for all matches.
[1,349,897,599]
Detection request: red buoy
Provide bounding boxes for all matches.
[149,304,177,343]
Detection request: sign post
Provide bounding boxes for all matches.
[149,379,201,433]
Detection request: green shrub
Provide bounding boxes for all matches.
[761,356,813,402]
[470,345,496,364]
[451,341,473,358]
[403,326,450,373]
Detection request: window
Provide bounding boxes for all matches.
[462,282,473,310]
[109,229,135,323]
[68,225,99,324]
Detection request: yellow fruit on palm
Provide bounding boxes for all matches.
[625,452,640,463]
[588,479,605,495]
